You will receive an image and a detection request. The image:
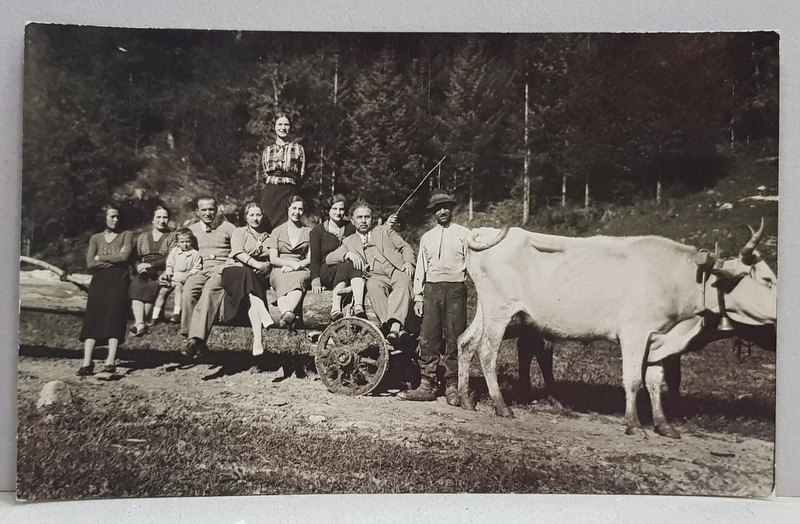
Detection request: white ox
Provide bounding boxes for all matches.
[457,221,777,438]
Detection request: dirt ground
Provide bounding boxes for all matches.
[17,269,775,497]
[17,345,774,497]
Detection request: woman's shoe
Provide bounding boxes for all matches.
[353,305,367,319]
[76,363,94,376]
[279,311,296,329]
[99,365,117,375]
[130,323,149,337]
[330,310,344,323]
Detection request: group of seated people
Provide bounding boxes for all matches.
[76,193,416,375]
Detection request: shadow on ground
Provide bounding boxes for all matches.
[466,374,775,426]
[19,344,316,382]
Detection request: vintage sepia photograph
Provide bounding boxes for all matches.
[17,25,778,500]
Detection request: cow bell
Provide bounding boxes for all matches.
[718,315,735,332]
[716,288,735,331]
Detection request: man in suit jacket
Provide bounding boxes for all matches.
[326,199,415,342]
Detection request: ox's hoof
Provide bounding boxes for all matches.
[547,396,565,412]
[495,405,515,418]
[624,425,645,436]
[459,393,476,411]
[655,423,682,440]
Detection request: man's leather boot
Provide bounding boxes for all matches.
[397,377,437,401]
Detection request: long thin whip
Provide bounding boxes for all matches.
[395,156,446,214]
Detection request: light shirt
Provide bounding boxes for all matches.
[166,247,203,282]
[413,223,470,301]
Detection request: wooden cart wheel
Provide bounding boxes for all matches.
[315,317,391,396]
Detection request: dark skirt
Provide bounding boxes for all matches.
[79,267,131,344]
[260,183,296,233]
[221,266,269,322]
[128,270,161,303]
[319,261,362,289]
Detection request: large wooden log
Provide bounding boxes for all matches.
[19,270,88,315]
[19,270,379,330]
[221,290,379,330]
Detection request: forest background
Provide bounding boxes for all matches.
[21,27,778,268]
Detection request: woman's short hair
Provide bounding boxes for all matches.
[274,112,291,124]
[153,205,170,218]
[244,202,262,214]
[324,193,348,216]
[100,204,120,224]
[285,195,305,210]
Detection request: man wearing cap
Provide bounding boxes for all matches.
[399,189,470,405]
[180,196,236,358]
[325,199,415,342]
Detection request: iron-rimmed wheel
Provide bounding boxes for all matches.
[315,317,391,395]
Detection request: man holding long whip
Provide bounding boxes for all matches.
[391,158,470,405]
[398,187,469,406]
[325,158,446,345]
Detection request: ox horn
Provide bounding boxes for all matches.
[739,217,765,265]
[467,226,510,251]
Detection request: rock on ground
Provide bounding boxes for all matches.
[36,380,73,409]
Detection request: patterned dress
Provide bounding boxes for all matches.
[259,140,305,232]
[129,228,177,303]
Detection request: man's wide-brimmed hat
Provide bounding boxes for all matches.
[427,189,457,209]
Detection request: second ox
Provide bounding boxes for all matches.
[457,221,777,439]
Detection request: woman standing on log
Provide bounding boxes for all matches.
[77,205,134,377]
[258,113,305,233]
[267,196,311,330]
[221,203,274,356]
[309,194,367,322]
[128,206,177,335]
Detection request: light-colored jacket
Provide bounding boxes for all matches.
[326,224,415,275]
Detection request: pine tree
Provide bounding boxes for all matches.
[434,37,515,215]
[339,48,424,217]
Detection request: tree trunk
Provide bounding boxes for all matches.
[523,72,530,225]
[332,56,339,196]
[584,178,590,209]
[333,57,339,105]
[561,174,567,207]
[730,83,735,149]
[272,68,280,107]
[656,180,662,205]
[469,166,474,222]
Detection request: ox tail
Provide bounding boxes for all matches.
[467,226,510,251]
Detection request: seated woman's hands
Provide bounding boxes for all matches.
[281,260,302,273]
[252,260,270,275]
[311,277,323,294]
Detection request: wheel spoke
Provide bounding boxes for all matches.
[315,317,390,396]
